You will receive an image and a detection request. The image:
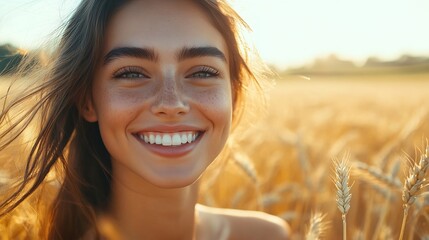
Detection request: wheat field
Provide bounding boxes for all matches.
[1,74,429,239]
[201,73,429,240]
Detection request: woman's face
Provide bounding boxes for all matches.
[84,0,232,188]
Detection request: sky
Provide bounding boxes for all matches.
[1,0,429,69]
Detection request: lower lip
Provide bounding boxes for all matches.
[134,133,203,158]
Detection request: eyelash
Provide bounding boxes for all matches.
[113,66,148,79]
[188,66,220,79]
[112,65,220,79]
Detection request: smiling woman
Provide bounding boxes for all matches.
[0,0,289,239]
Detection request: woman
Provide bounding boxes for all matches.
[0,0,289,239]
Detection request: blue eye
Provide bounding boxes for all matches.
[192,72,215,78]
[188,66,220,79]
[113,66,149,79]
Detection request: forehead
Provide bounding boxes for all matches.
[104,0,228,57]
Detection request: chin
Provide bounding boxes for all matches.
[146,171,202,189]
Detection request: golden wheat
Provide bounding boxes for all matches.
[2,74,429,239]
[305,212,328,240]
[399,145,429,240]
[334,156,352,240]
[353,161,401,190]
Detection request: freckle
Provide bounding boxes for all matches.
[199,91,227,111]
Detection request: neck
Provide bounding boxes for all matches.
[105,167,200,240]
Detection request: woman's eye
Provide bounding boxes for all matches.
[192,72,215,78]
[113,66,149,79]
[117,72,146,78]
[188,66,220,79]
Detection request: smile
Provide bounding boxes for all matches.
[136,131,201,146]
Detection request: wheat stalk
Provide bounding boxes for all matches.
[353,161,402,190]
[334,156,352,240]
[399,145,429,240]
[371,159,401,240]
[261,183,296,208]
[231,152,259,185]
[305,212,328,240]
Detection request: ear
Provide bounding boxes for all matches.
[80,97,98,122]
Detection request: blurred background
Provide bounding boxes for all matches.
[1,0,429,71]
[1,0,429,239]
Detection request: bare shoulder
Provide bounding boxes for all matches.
[196,204,290,240]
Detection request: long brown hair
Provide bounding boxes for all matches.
[0,0,266,238]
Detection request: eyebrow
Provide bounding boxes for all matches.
[177,46,227,62]
[103,47,158,65]
[103,46,227,65]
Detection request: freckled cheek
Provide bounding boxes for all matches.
[94,86,155,126]
[191,87,233,130]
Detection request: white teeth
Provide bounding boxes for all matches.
[138,131,200,146]
[181,134,187,144]
[162,135,172,146]
[172,134,181,146]
[155,135,162,144]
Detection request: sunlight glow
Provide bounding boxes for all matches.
[1,0,429,69]
[230,0,429,68]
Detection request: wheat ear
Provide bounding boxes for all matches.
[305,212,328,240]
[399,146,429,240]
[334,156,352,240]
[353,161,402,190]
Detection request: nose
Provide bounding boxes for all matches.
[150,77,190,117]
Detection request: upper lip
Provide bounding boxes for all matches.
[133,125,205,134]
